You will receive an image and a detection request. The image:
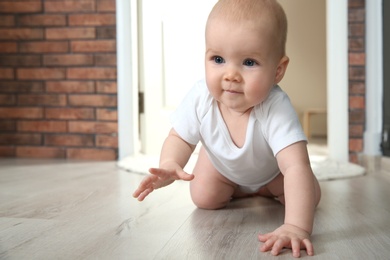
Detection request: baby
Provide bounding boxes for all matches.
[133,0,321,257]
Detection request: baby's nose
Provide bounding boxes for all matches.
[223,65,242,82]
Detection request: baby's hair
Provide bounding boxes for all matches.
[207,0,288,57]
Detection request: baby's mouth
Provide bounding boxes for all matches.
[225,89,242,94]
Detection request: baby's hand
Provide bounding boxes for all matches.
[132,167,194,201]
[258,224,313,258]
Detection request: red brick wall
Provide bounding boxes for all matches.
[0,0,118,160]
[348,0,366,163]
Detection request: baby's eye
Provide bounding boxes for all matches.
[243,59,257,66]
[213,56,225,64]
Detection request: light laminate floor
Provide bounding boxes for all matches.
[0,157,390,259]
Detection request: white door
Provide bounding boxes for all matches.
[139,0,217,155]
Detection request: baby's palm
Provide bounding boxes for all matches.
[133,167,194,201]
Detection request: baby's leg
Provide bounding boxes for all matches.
[261,173,286,204]
[190,147,237,210]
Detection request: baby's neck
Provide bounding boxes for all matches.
[218,102,253,118]
[218,102,252,148]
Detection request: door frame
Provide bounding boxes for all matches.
[116,0,139,160]
[364,0,383,156]
[326,0,348,162]
[117,0,380,162]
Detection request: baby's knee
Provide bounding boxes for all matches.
[190,192,229,210]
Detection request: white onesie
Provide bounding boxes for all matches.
[171,79,307,193]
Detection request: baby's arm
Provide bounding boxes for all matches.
[259,141,320,257]
[133,128,195,201]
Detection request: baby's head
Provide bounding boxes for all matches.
[204,0,290,112]
[206,0,287,59]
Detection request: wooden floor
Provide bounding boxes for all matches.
[1,157,390,259]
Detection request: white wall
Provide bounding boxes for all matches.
[278,0,327,137]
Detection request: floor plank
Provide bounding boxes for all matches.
[1,158,390,259]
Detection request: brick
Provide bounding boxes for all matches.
[0,28,43,40]
[349,96,365,109]
[0,94,16,105]
[45,134,94,147]
[0,68,14,79]
[95,54,116,66]
[45,108,95,120]
[0,42,17,53]
[70,40,116,52]
[0,133,41,145]
[96,135,118,148]
[349,67,365,81]
[96,27,116,39]
[349,8,365,22]
[0,120,16,131]
[349,23,364,37]
[67,68,117,80]
[18,120,67,133]
[349,53,365,66]
[97,0,116,12]
[68,121,117,134]
[349,124,364,137]
[349,110,365,124]
[349,153,359,164]
[46,81,95,93]
[67,148,116,160]
[349,38,364,52]
[69,14,116,26]
[44,0,96,13]
[18,94,67,106]
[68,94,117,107]
[0,1,42,13]
[17,68,65,80]
[0,146,15,157]
[349,81,365,95]
[349,0,364,8]
[96,108,117,121]
[349,138,363,152]
[0,15,15,27]
[46,28,96,40]
[96,81,117,93]
[20,41,69,53]
[0,55,41,67]
[16,146,65,159]
[43,54,94,66]
[0,107,43,119]
[0,81,44,93]
[18,14,67,27]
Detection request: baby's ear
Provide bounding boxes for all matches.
[274,56,289,84]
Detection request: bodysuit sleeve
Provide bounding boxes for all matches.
[170,79,211,145]
[257,86,307,156]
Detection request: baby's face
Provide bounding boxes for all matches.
[205,17,286,113]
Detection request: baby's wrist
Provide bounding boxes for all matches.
[159,160,182,171]
[282,223,312,236]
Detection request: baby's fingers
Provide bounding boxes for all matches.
[132,175,158,199]
[258,232,272,243]
[302,238,314,256]
[176,170,194,181]
[291,238,301,258]
[134,187,154,201]
[259,235,277,252]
